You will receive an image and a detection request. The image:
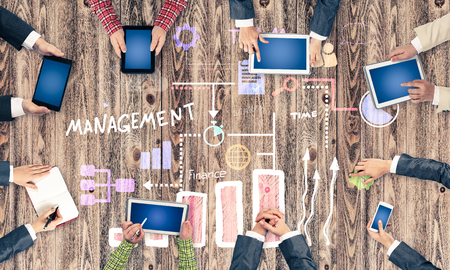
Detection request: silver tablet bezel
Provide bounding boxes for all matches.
[126,198,189,235]
[248,33,311,75]
[363,55,425,109]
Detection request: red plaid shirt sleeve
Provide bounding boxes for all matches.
[88,0,122,36]
[154,0,188,32]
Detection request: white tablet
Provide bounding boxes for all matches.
[363,55,425,109]
[249,33,310,75]
[126,198,189,235]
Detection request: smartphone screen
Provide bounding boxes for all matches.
[371,204,392,230]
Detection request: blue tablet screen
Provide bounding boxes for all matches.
[371,205,392,230]
[34,58,71,107]
[125,30,152,69]
[369,59,422,103]
[130,202,184,233]
[254,38,307,70]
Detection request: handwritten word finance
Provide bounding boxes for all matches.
[189,170,226,180]
[66,103,194,136]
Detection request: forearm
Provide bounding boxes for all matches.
[103,239,134,270]
[154,0,188,32]
[88,0,122,36]
[177,238,197,270]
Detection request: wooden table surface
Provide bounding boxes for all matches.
[1,0,450,269]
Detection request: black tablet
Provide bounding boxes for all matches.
[121,26,155,74]
[32,56,72,112]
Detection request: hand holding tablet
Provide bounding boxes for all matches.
[121,26,155,74]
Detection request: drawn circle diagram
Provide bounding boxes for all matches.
[173,23,200,51]
[359,92,399,128]
[225,145,251,170]
[203,121,225,147]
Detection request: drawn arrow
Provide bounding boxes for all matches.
[304,170,320,246]
[323,157,339,245]
[143,180,152,191]
[208,84,219,118]
[298,148,310,231]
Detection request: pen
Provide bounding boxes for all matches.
[43,205,59,230]
[131,218,147,240]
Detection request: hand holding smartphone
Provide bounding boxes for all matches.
[369,201,393,232]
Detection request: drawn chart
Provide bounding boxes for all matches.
[215,181,243,248]
[359,92,399,128]
[176,191,207,248]
[140,141,172,169]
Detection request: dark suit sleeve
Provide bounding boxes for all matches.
[0,95,13,122]
[0,160,11,186]
[229,235,263,270]
[0,225,34,263]
[396,154,450,189]
[0,6,34,51]
[279,234,317,270]
[389,242,440,270]
[309,0,341,37]
[229,0,255,20]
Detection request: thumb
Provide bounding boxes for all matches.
[150,36,158,51]
[43,207,56,218]
[50,46,64,57]
[25,183,38,190]
[259,35,269,44]
[260,220,276,234]
[378,220,385,233]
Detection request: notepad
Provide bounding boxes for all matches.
[26,167,79,226]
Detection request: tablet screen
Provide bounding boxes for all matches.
[369,59,421,103]
[125,29,152,70]
[130,202,184,233]
[254,38,307,70]
[34,58,71,107]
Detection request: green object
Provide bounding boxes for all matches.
[349,169,373,190]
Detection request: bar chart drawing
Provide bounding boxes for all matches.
[141,141,172,170]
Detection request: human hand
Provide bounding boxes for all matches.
[33,38,64,57]
[110,29,126,58]
[401,80,435,103]
[388,44,417,62]
[22,99,51,115]
[252,208,285,236]
[309,37,322,67]
[349,159,392,187]
[259,218,291,237]
[13,164,51,189]
[150,26,166,56]
[179,221,193,240]
[239,26,268,62]
[121,221,144,244]
[367,219,394,249]
[31,207,63,233]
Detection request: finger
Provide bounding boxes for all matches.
[124,223,141,236]
[49,45,64,57]
[361,159,368,162]
[42,207,57,219]
[112,39,122,58]
[408,88,422,94]
[30,164,49,170]
[118,36,127,53]
[378,220,385,233]
[255,46,261,62]
[31,167,51,174]
[248,43,255,55]
[386,223,392,227]
[255,213,280,222]
[388,49,403,60]
[366,219,373,230]
[155,36,165,56]
[239,40,244,50]
[135,229,145,242]
[258,35,269,44]
[150,34,158,51]
[411,98,421,103]
[401,82,422,88]
[266,208,284,218]
[243,43,248,53]
[363,178,374,186]
[121,221,133,231]
[268,218,278,226]
[350,171,366,177]
[259,220,277,234]
[25,183,38,190]
[354,165,365,172]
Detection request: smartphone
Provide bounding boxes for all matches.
[369,201,394,232]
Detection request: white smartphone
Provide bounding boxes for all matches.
[369,201,394,232]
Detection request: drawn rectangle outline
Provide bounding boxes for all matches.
[176,191,207,248]
[215,181,243,248]
[144,233,168,247]
[252,169,285,248]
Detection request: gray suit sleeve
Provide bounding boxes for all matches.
[396,154,450,189]
[0,160,11,186]
[229,235,263,270]
[0,225,34,263]
[0,6,34,51]
[229,0,255,20]
[309,0,342,37]
[389,242,440,270]
[279,234,317,270]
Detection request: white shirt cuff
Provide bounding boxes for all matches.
[235,19,254,28]
[432,86,439,106]
[390,156,401,174]
[280,231,300,242]
[11,98,25,118]
[24,224,37,241]
[245,230,265,242]
[411,37,423,54]
[310,31,327,41]
[387,240,401,256]
[9,165,14,183]
[22,31,41,50]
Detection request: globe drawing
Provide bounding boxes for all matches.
[225,144,251,170]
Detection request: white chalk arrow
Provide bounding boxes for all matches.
[323,157,339,245]
[208,85,219,118]
[298,149,310,231]
[304,170,320,246]
[143,180,152,191]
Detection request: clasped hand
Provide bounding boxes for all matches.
[252,208,290,237]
